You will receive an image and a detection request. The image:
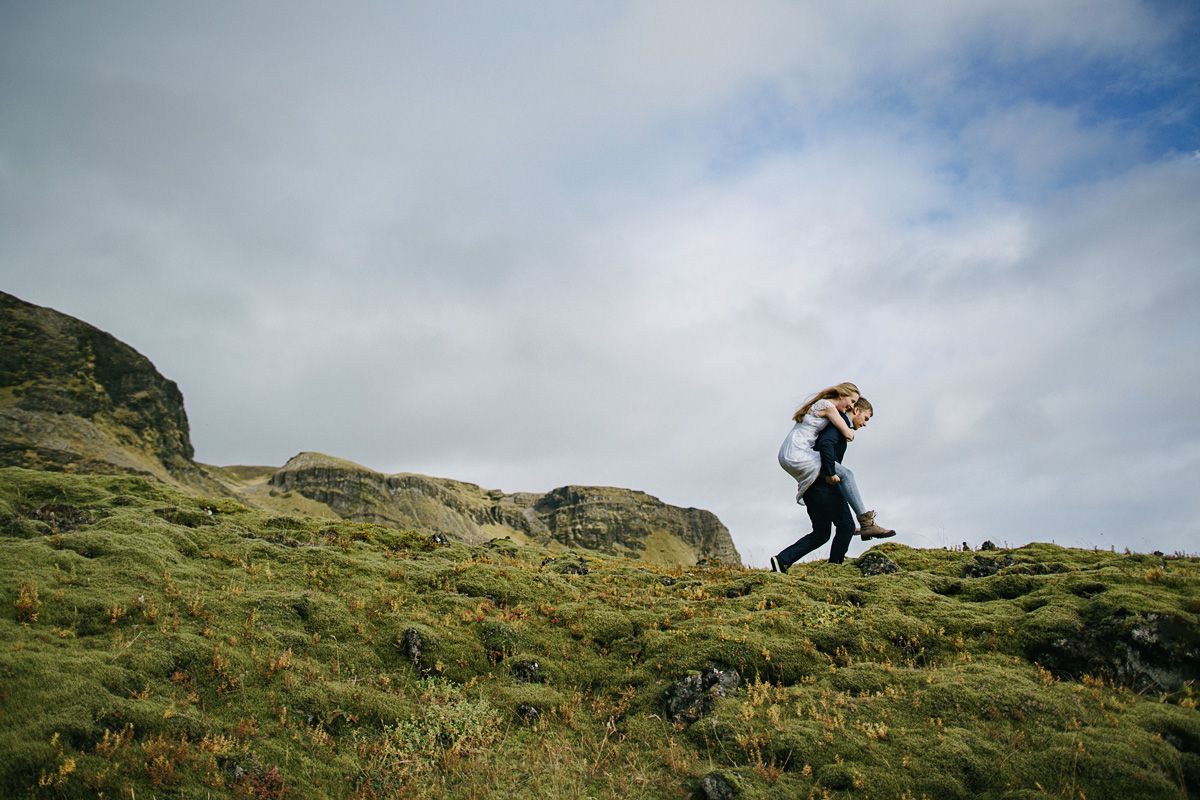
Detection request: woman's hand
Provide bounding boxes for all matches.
[824,475,842,485]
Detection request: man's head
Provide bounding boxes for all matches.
[850,397,873,429]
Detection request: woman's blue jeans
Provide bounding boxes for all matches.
[834,463,866,516]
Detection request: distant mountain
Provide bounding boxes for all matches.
[254,451,739,565]
[0,290,740,566]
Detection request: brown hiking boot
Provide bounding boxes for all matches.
[857,510,896,540]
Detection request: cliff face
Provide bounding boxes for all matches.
[0,291,200,484]
[269,452,741,566]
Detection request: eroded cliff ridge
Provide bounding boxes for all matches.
[268,451,740,565]
[0,291,210,488]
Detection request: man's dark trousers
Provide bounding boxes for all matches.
[776,480,856,567]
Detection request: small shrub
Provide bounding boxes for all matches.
[15,580,41,622]
[354,678,500,794]
[478,621,521,663]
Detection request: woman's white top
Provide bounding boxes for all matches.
[777,398,835,483]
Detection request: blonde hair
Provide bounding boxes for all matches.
[792,382,861,423]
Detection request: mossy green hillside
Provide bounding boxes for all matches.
[1,467,1197,799]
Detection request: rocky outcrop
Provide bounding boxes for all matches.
[533,485,739,565]
[0,291,212,488]
[1030,611,1200,693]
[268,452,741,566]
[267,452,546,541]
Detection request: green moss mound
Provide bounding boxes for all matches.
[1,468,1197,799]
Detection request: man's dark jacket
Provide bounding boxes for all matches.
[805,410,851,502]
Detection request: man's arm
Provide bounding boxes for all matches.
[813,423,841,478]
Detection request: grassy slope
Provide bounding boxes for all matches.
[0,467,1197,799]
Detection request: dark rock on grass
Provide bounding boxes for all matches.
[403,628,423,665]
[400,625,438,674]
[1032,612,1200,693]
[15,502,96,533]
[484,536,520,556]
[961,554,1015,578]
[961,553,1069,580]
[541,555,589,575]
[981,540,997,551]
[697,771,738,799]
[516,704,541,724]
[510,659,543,683]
[664,666,741,725]
[856,551,898,576]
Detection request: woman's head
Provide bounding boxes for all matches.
[828,382,861,412]
[793,382,861,421]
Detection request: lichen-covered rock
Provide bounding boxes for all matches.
[697,772,738,800]
[962,554,1016,578]
[856,551,899,576]
[402,628,424,666]
[664,667,741,725]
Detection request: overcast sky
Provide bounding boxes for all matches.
[3,2,1198,565]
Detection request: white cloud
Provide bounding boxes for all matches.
[2,2,1197,565]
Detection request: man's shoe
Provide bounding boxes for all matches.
[857,510,896,540]
[769,556,787,574]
